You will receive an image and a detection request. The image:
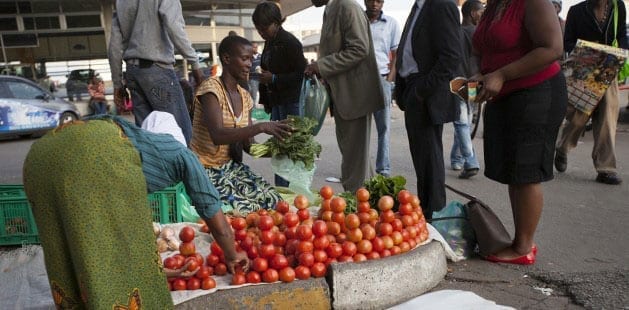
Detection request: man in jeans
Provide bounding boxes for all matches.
[365,0,401,177]
[248,42,261,106]
[451,0,483,179]
[108,0,203,145]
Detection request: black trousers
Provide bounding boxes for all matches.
[404,96,446,220]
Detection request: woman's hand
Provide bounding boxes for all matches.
[224,251,250,274]
[164,261,199,278]
[304,62,320,77]
[475,70,506,103]
[259,70,273,84]
[259,119,293,140]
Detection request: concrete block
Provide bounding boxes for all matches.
[175,277,331,310]
[328,241,447,310]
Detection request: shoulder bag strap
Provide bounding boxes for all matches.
[613,0,619,48]
[444,183,486,206]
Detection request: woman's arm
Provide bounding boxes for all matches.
[476,0,563,102]
[198,92,292,145]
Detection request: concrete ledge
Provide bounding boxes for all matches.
[328,241,447,310]
[175,277,331,310]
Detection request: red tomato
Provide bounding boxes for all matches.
[279,267,296,283]
[247,246,259,259]
[296,225,313,241]
[331,212,345,226]
[390,246,401,256]
[257,215,275,231]
[379,210,396,224]
[186,277,201,290]
[258,209,269,216]
[380,249,392,258]
[411,195,421,209]
[214,263,227,276]
[400,241,411,253]
[346,228,363,243]
[330,197,347,213]
[342,241,357,257]
[284,212,300,227]
[297,209,310,221]
[210,242,224,257]
[252,257,268,273]
[173,254,186,268]
[324,257,337,266]
[259,244,276,259]
[205,254,220,267]
[313,250,328,263]
[398,203,414,216]
[313,236,330,250]
[192,253,204,265]
[246,271,262,283]
[381,235,394,249]
[391,219,404,232]
[195,266,211,279]
[296,241,314,254]
[361,225,376,241]
[345,214,360,229]
[200,225,210,234]
[397,190,412,205]
[366,251,381,260]
[262,268,279,283]
[337,255,353,263]
[378,196,394,211]
[259,230,276,245]
[234,229,248,241]
[179,226,195,243]
[312,220,328,237]
[353,253,368,262]
[371,237,385,253]
[298,252,315,267]
[319,186,334,200]
[391,231,403,245]
[185,257,200,271]
[200,277,216,290]
[320,210,333,222]
[275,200,290,214]
[326,243,343,258]
[274,232,287,247]
[172,278,187,291]
[377,222,393,236]
[231,217,247,230]
[355,188,370,203]
[294,195,310,210]
[357,212,371,224]
[295,266,311,280]
[246,213,260,227]
[179,241,196,256]
[271,212,284,226]
[310,262,327,277]
[335,233,347,244]
[357,239,373,254]
[240,236,254,251]
[270,254,289,270]
[357,201,371,213]
[326,222,341,236]
[231,272,247,285]
[163,257,177,269]
[284,226,298,240]
[285,239,299,255]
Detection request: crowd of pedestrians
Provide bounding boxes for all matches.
[20,0,627,307]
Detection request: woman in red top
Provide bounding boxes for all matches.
[472,0,566,264]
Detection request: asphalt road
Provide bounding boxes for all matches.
[1,106,627,309]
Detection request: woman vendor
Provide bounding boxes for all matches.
[190,35,292,215]
[23,114,248,309]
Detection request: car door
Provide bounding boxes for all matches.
[3,78,61,131]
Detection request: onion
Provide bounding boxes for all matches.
[156,238,169,253]
[166,238,180,251]
[153,223,161,237]
[160,227,175,239]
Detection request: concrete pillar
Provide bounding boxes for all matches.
[100,0,114,52]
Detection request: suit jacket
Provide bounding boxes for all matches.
[395,0,462,125]
[317,0,384,120]
[259,27,307,109]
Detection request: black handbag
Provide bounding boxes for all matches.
[444,184,512,257]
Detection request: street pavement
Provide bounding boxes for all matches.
[1,105,627,309]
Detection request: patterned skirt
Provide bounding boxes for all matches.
[205,160,281,215]
[23,120,172,309]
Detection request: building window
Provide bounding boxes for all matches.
[215,15,239,27]
[0,2,17,14]
[66,14,101,28]
[184,15,211,27]
[32,1,60,14]
[0,18,18,31]
[17,1,32,14]
[23,16,61,30]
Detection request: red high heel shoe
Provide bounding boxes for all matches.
[485,251,536,265]
[532,244,538,256]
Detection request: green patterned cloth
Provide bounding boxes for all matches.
[205,160,281,215]
[23,120,172,309]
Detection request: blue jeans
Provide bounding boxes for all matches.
[125,64,193,145]
[271,101,300,187]
[451,99,480,170]
[248,79,259,105]
[90,100,108,115]
[373,76,392,176]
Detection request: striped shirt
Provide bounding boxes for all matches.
[190,76,253,168]
[87,115,222,219]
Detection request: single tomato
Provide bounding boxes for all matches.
[326,243,343,258]
[195,266,211,279]
[330,197,347,213]
[355,188,370,202]
[270,254,289,270]
[275,200,290,214]
[214,263,227,276]
[257,215,275,231]
[179,241,196,256]
[397,190,412,205]
[319,186,334,200]
[186,277,201,290]
[312,220,328,237]
[172,278,187,291]
[298,252,315,267]
[231,272,247,285]
[345,214,360,229]
[313,235,330,250]
[294,195,310,210]
[246,271,262,283]
[296,224,313,240]
[310,262,327,277]
[279,267,296,283]
[179,226,195,243]
[231,217,247,230]
[163,257,177,269]
[284,212,300,227]
[378,196,394,211]
[252,257,268,273]
[201,277,216,290]
[262,268,279,283]
[313,249,328,263]
[297,209,310,221]
[295,266,311,280]
[342,241,357,257]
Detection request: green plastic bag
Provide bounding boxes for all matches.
[271,155,316,203]
[179,191,201,223]
[431,201,476,259]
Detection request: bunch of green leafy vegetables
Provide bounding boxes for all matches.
[249,116,322,169]
[338,191,357,215]
[363,175,407,212]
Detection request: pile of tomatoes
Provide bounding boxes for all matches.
[163,226,217,291]
[207,186,429,286]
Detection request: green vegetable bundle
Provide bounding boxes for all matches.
[339,191,357,215]
[363,175,406,212]
[249,116,322,169]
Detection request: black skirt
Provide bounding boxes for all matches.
[483,73,567,184]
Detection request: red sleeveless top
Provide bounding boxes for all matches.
[473,0,560,97]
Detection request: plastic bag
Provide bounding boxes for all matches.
[299,75,329,136]
[179,191,201,223]
[430,201,476,259]
[271,155,316,203]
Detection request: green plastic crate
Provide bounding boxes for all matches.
[147,182,191,224]
[251,107,270,121]
[0,185,40,246]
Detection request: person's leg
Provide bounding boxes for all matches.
[453,100,480,172]
[555,105,589,159]
[450,133,463,170]
[591,79,619,175]
[373,76,392,176]
[335,114,372,192]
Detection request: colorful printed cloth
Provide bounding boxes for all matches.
[205,160,281,215]
[23,120,172,309]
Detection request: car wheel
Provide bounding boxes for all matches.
[60,112,78,124]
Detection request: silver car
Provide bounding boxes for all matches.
[0,75,80,138]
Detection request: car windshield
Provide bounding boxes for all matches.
[6,80,46,100]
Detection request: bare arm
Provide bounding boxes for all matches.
[476,0,563,102]
[203,212,249,273]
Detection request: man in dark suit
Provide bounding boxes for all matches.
[396,0,462,219]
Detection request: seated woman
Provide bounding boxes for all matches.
[190,35,292,215]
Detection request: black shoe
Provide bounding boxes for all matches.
[458,168,479,179]
[596,172,623,185]
[554,152,567,172]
